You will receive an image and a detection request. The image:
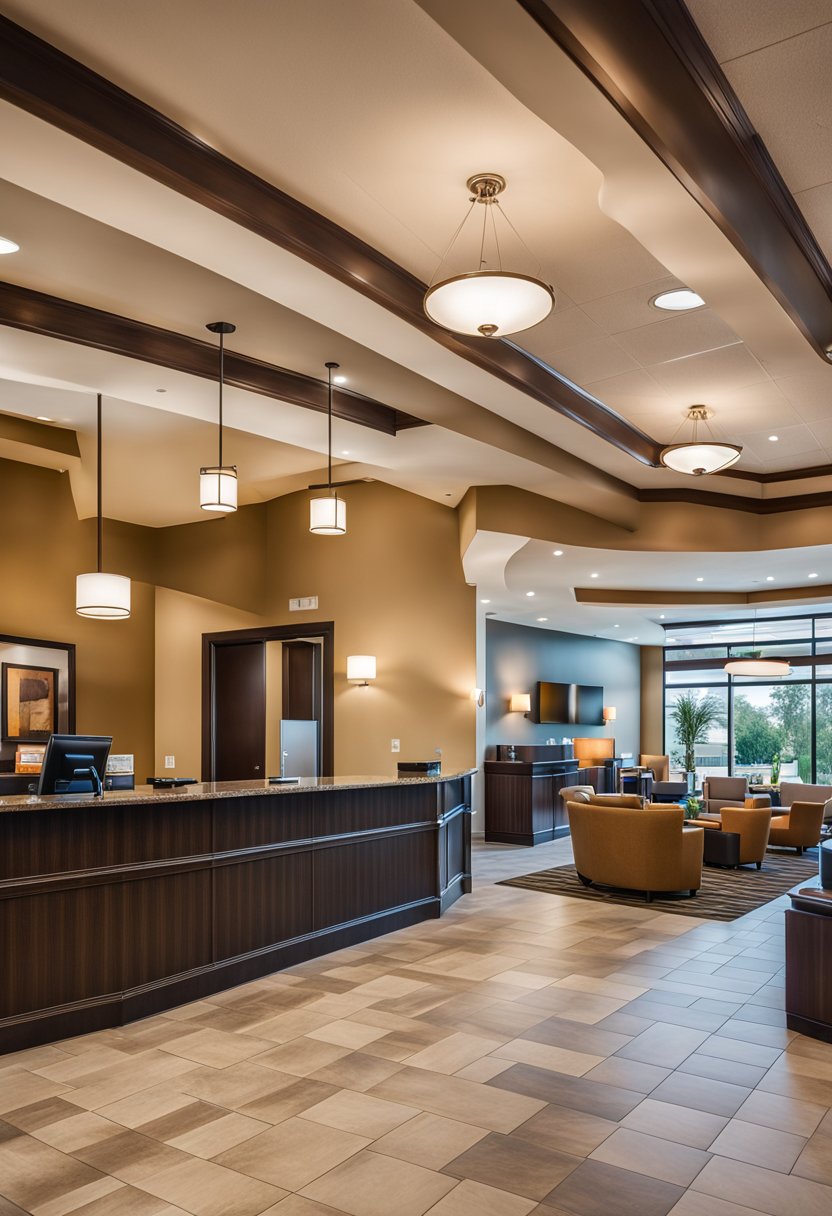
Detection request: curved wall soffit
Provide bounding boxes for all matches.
[461,529,530,595]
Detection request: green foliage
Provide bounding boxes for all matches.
[668,691,724,772]
[733,695,779,765]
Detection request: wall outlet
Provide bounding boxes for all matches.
[164,755,175,769]
[289,596,318,611]
[391,738,400,753]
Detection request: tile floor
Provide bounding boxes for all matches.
[1,836,831,1216]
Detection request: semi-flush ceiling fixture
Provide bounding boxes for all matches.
[200,321,238,513]
[309,361,347,535]
[660,406,742,476]
[76,393,131,619]
[0,235,20,255]
[651,288,705,311]
[424,173,554,338]
[724,613,791,677]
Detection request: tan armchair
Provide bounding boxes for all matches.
[567,801,704,902]
[768,801,824,854]
[640,754,669,783]
[702,776,770,815]
[719,807,772,870]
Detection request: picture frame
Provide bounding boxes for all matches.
[1,663,59,742]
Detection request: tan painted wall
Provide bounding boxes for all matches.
[640,646,665,757]
[153,587,265,777]
[0,459,156,779]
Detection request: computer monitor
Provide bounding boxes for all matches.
[36,734,112,797]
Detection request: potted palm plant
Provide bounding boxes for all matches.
[669,691,723,792]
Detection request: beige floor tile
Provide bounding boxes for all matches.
[691,1155,832,1216]
[252,1039,352,1078]
[589,1126,710,1187]
[0,1135,109,1212]
[237,1078,338,1124]
[70,1130,192,1184]
[166,1112,270,1158]
[489,971,554,991]
[404,1032,503,1074]
[159,1029,274,1069]
[442,1130,580,1200]
[32,1112,122,1153]
[453,1057,514,1083]
[621,1098,728,1149]
[31,1177,125,1216]
[177,1062,300,1110]
[136,1157,285,1216]
[305,1022,388,1050]
[300,1148,457,1216]
[666,1192,768,1215]
[709,1118,806,1172]
[734,1089,826,1137]
[307,1052,403,1093]
[423,1178,536,1215]
[491,1037,602,1078]
[95,1090,197,1131]
[299,1090,419,1138]
[370,1066,545,1133]
[616,1024,711,1069]
[371,1112,488,1170]
[214,1115,369,1190]
[510,1103,617,1158]
[581,1056,670,1094]
[0,1072,71,1115]
[265,1198,349,1216]
[244,1009,336,1044]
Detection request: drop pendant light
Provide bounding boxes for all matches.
[660,406,742,476]
[724,612,791,677]
[200,321,238,513]
[309,361,346,535]
[424,174,554,339]
[76,393,131,619]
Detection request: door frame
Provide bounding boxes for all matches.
[202,621,334,780]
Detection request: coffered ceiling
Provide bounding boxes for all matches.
[3,0,832,543]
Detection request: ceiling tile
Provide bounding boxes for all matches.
[581,368,671,413]
[794,181,832,263]
[686,0,832,63]
[615,309,740,366]
[547,337,641,386]
[721,24,832,192]
[775,369,832,420]
[647,343,769,396]
[579,275,687,333]
[730,423,821,462]
[520,306,605,360]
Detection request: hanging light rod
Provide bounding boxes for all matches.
[310,362,348,535]
[76,393,131,619]
[200,321,238,513]
[424,174,554,339]
[660,405,742,476]
[307,477,375,490]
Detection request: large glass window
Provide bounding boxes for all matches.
[662,613,832,785]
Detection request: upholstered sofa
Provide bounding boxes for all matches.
[778,782,832,820]
[702,776,770,815]
[566,800,704,901]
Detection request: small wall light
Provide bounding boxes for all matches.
[347,655,376,686]
[603,706,617,723]
[471,687,485,707]
[509,693,531,714]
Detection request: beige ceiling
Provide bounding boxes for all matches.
[2,0,832,542]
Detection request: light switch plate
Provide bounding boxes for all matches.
[391,738,400,753]
[164,755,175,769]
[289,596,319,611]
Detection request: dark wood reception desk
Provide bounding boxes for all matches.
[0,772,473,1054]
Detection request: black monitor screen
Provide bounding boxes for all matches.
[36,734,112,796]
[576,684,604,726]
[536,682,604,724]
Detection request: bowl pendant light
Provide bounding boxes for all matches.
[76,393,131,619]
[309,361,347,535]
[200,321,238,512]
[660,406,742,476]
[424,174,555,339]
[724,612,791,677]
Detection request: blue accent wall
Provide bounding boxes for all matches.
[485,618,640,759]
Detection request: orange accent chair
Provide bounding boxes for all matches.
[768,801,824,854]
[692,806,772,869]
[640,754,670,783]
[567,801,704,902]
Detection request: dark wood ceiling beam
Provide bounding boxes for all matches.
[0,13,660,466]
[0,281,416,435]
[638,487,832,516]
[517,0,832,360]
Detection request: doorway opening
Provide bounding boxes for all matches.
[202,622,334,781]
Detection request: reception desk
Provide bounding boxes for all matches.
[0,772,473,1054]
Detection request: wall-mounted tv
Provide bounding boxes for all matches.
[534,681,604,725]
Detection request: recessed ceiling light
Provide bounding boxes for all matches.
[553,549,563,556]
[590,572,599,579]
[333,374,347,384]
[651,288,705,311]
[809,572,819,579]
[768,435,779,442]
[480,598,491,604]
[0,236,20,255]
[525,591,535,597]
[696,576,704,582]
[659,614,665,619]
[36,416,54,422]
[537,617,548,622]
[155,388,167,393]
[341,450,350,455]
[766,576,774,582]
[614,624,620,628]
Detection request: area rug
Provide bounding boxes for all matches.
[498,852,819,920]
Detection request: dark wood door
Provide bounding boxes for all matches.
[282,641,321,721]
[212,642,265,781]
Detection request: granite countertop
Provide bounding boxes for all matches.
[0,771,477,814]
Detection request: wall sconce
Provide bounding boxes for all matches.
[471,687,485,707]
[347,655,376,686]
[603,705,617,723]
[509,693,531,714]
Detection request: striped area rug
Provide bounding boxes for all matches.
[499,852,819,920]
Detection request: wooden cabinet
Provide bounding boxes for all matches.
[484,760,580,845]
[786,874,832,1044]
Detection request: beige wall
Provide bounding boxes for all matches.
[0,459,156,779]
[640,646,664,757]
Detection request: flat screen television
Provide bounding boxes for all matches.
[535,682,604,725]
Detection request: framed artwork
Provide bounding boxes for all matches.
[1,663,59,742]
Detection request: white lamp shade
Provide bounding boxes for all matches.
[424,272,554,338]
[509,693,531,713]
[76,572,131,619]
[310,494,347,535]
[603,706,617,722]
[347,655,376,683]
[724,658,792,677]
[660,442,742,476]
[200,466,238,512]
